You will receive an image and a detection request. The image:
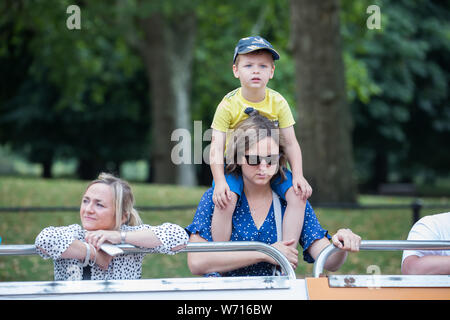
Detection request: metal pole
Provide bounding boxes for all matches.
[0,241,296,280]
[313,240,450,278]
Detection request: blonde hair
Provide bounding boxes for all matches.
[225,110,288,182]
[86,173,142,230]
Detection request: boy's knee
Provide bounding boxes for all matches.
[225,193,238,213]
[285,187,305,204]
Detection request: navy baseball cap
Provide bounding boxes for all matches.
[233,36,280,63]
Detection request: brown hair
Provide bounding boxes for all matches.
[225,111,288,182]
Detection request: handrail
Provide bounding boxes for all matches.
[0,241,296,280]
[313,240,450,278]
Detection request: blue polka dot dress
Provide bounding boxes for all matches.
[186,188,331,277]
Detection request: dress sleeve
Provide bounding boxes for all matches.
[34,224,83,260]
[299,201,331,263]
[126,223,189,255]
[151,223,189,255]
[185,188,215,241]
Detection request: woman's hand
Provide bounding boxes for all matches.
[85,230,121,249]
[269,239,299,270]
[331,228,361,252]
[95,249,113,270]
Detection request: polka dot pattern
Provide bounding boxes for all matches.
[186,187,330,277]
[35,223,189,280]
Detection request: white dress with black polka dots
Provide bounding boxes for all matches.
[35,223,189,281]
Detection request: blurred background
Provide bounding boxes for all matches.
[1,0,449,203]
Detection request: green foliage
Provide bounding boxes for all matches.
[341,0,450,187]
[0,1,150,179]
[2,177,446,280]
[0,0,448,188]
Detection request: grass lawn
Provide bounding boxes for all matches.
[0,176,448,281]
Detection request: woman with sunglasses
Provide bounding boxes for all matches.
[186,111,361,277]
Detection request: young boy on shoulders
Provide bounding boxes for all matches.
[209,36,312,249]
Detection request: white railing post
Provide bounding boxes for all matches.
[313,240,450,278]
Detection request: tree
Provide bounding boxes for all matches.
[0,0,150,179]
[347,0,450,189]
[290,0,357,203]
[137,4,197,185]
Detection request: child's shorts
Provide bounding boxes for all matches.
[212,168,293,201]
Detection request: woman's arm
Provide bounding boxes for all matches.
[59,239,89,260]
[35,225,112,270]
[307,229,361,272]
[187,233,266,275]
[59,239,112,270]
[187,234,299,275]
[35,225,82,260]
[85,223,188,254]
[85,229,161,249]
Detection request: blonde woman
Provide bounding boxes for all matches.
[35,173,188,280]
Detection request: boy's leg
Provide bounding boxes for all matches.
[271,169,306,249]
[211,173,243,241]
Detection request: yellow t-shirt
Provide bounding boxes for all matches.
[211,87,295,133]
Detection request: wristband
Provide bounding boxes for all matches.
[89,245,97,267]
[82,242,91,267]
[121,231,127,244]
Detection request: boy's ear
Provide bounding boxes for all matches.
[232,64,239,79]
[269,64,275,79]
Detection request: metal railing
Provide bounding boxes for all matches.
[1,200,449,226]
[0,241,296,280]
[313,240,450,278]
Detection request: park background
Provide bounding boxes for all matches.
[0,0,449,281]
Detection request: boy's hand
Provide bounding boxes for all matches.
[213,180,232,209]
[293,175,312,200]
[270,239,299,269]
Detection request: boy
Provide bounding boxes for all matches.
[210,36,312,249]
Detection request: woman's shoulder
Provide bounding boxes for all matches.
[198,187,214,206]
[122,224,149,231]
[186,188,215,239]
[192,187,215,218]
[35,224,83,246]
[40,224,83,234]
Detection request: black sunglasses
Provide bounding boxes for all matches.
[244,154,280,166]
